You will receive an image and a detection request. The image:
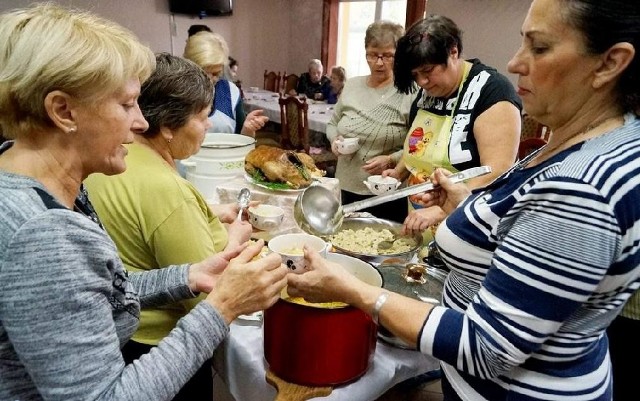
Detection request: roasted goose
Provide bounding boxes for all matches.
[245,145,324,188]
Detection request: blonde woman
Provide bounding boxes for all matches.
[184,31,267,136]
[0,4,286,400]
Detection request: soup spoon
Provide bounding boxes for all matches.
[236,187,251,221]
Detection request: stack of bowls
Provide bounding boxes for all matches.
[184,133,255,199]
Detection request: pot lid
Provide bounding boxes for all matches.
[377,262,445,304]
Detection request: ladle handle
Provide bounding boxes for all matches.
[342,166,492,214]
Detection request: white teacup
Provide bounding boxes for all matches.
[363,175,400,195]
[268,233,327,273]
[248,204,285,231]
[335,137,359,155]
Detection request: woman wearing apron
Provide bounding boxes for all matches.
[386,15,522,238]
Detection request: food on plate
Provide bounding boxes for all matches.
[330,227,417,255]
[244,145,324,189]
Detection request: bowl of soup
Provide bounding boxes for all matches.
[268,233,327,273]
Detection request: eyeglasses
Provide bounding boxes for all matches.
[408,32,429,46]
[365,53,395,63]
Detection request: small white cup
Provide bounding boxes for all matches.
[335,137,359,155]
[268,233,327,273]
[248,204,285,231]
[363,175,400,195]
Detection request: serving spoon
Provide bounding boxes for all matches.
[236,187,251,221]
[294,166,492,236]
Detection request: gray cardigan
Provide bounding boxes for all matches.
[0,168,228,401]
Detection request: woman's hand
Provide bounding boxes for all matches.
[362,155,393,175]
[241,109,269,136]
[209,202,239,224]
[401,207,446,236]
[286,247,363,305]
[330,135,344,156]
[224,219,253,249]
[205,240,288,323]
[411,168,472,215]
[188,242,249,293]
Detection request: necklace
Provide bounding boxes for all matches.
[529,115,622,165]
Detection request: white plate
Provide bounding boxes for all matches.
[244,173,307,193]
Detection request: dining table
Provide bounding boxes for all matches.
[242,88,334,134]
[211,319,441,401]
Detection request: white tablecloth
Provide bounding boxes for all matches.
[243,89,334,134]
[209,175,340,240]
[212,320,441,401]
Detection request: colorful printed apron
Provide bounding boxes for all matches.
[402,62,471,240]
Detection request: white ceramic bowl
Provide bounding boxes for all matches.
[363,175,400,195]
[335,137,359,155]
[268,233,327,273]
[326,252,382,287]
[248,204,285,231]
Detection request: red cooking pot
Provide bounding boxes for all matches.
[263,252,383,387]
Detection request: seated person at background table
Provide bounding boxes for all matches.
[188,23,211,37]
[84,52,257,400]
[383,15,521,238]
[322,65,346,105]
[0,4,287,400]
[184,31,267,137]
[289,0,640,399]
[326,21,414,224]
[228,56,241,87]
[292,58,331,100]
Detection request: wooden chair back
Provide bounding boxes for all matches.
[521,113,551,140]
[281,72,299,94]
[518,137,547,160]
[263,70,281,92]
[278,94,337,175]
[279,95,309,151]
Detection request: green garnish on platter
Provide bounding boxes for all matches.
[250,170,296,190]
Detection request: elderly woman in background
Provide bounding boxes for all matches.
[384,15,521,237]
[289,0,639,400]
[184,31,267,137]
[84,53,253,400]
[293,58,331,100]
[0,4,287,400]
[326,20,415,223]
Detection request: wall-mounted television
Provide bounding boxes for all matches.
[169,0,233,17]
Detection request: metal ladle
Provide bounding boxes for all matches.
[294,166,492,236]
[236,187,251,221]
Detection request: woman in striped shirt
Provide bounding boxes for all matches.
[288,1,639,400]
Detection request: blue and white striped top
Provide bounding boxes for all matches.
[420,114,640,400]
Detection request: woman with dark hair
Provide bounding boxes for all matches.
[289,1,640,400]
[385,15,522,237]
[84,53,256,400]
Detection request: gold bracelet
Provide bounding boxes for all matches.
[372,292,389,325]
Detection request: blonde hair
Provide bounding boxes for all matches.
[0,3,155,138]
[183,31,229,69]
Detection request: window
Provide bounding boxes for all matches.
[336,0,407,78]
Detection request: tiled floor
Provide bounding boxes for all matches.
[376,378,444,401]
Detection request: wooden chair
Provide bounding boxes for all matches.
[278,94,337,175]
[521,113,551,141]
[263,70,281,92]
[518,137,547,160]
[281,72,299,94]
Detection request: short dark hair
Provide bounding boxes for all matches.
[229,56,237,68]
[393,15,463,94]
[559,0,639,113]
[138,53,213,138]
[187,24,211,37]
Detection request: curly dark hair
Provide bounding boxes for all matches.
[138,53,213,137]
[393,15,463,94]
